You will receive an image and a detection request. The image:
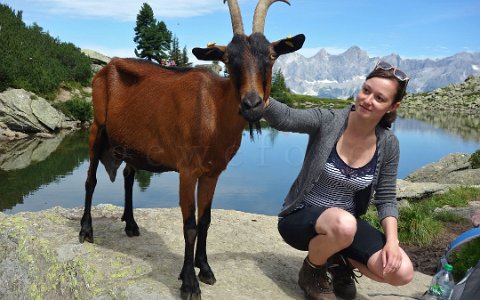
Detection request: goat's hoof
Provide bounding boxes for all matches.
[125,226,140,237]
[180,290,201,300]
[198,270,216,285]
[179,267,201,300]
[79,229,94,243]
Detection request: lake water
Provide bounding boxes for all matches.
[1,114,479,215]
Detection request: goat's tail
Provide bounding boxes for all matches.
[90,63,121,182]
[91,64,110,126]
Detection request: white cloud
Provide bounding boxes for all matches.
[14,0,226,21]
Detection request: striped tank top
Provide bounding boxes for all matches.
[301,145,378,214]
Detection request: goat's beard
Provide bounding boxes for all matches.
[248,121,262,141]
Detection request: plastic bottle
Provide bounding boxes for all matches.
[423,263,455,300]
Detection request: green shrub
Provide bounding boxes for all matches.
[54,98,92,122]
[0,4,92,97]
[449,238,480,282]
[470,150,480,169]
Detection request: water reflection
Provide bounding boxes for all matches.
[398,108,480,142]
[0,130,89,211]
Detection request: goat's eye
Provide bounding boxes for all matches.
[223,56,229,63]
[270,54,277,60]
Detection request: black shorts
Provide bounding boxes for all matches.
[278,205,386,266]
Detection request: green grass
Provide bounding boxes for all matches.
[362,187,480,246]
[289,93,352,109]
[420,187,480,209]
[397,205,443,246]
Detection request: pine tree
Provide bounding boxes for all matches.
[180,46,191,67]
[271,69,292,105]
[271,69,290,95]
[133,3,171,63]
[157,21,172,60]
[169,35,182,65]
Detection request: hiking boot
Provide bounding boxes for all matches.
[298,257,336,300]
[327,254,361,300]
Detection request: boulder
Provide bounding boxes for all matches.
[0,205,431,300]
[405,153,480,185]
[81,49,111,65]
[396,179,459,200]
[31,96,65,131]
[0,89,66,133]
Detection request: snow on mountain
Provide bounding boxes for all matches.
[274,47,480,99]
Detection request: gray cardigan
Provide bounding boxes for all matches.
[263,98,399,221]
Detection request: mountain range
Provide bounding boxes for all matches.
[273,46,480,99]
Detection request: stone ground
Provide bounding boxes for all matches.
[0,205,433,300]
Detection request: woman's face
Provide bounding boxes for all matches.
[355,77,400,121]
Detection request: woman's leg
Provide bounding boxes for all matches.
[349,247,414,286]
[338,218,414,286]
[308,207,357,265]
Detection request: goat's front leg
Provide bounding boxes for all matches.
[122,164,139,237]
[195,175,219,285]
[80,124,104,243]
[178,172,201,300]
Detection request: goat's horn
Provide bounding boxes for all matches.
[224,0,245,35]
[252,0,290,34]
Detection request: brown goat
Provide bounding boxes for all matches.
[79,0,304,299]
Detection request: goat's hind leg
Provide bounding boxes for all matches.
[122,164,140,237]
[80,124,105,243]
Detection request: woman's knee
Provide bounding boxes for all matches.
[315,208,357,246]
[385,255,415,286]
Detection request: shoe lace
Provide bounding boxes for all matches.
[329,258,362,284]
[312,266,332,288]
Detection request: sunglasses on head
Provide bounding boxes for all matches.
[374,61,410,82]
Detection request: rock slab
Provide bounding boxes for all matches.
[0,89,66,133]
[0,205,431,300]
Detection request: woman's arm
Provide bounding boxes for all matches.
[263,97,325,134]
[380,216,402,274]
[373,134,400,221]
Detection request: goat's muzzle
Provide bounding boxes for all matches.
[240,91,265,122]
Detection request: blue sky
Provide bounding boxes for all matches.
[5,0,480,63]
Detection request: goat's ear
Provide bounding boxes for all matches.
[192,46,226,61]
[272,34,305,56]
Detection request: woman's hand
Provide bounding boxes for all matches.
[381,240,403,275]
[265,97,271,107]
[380,216,402,275]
